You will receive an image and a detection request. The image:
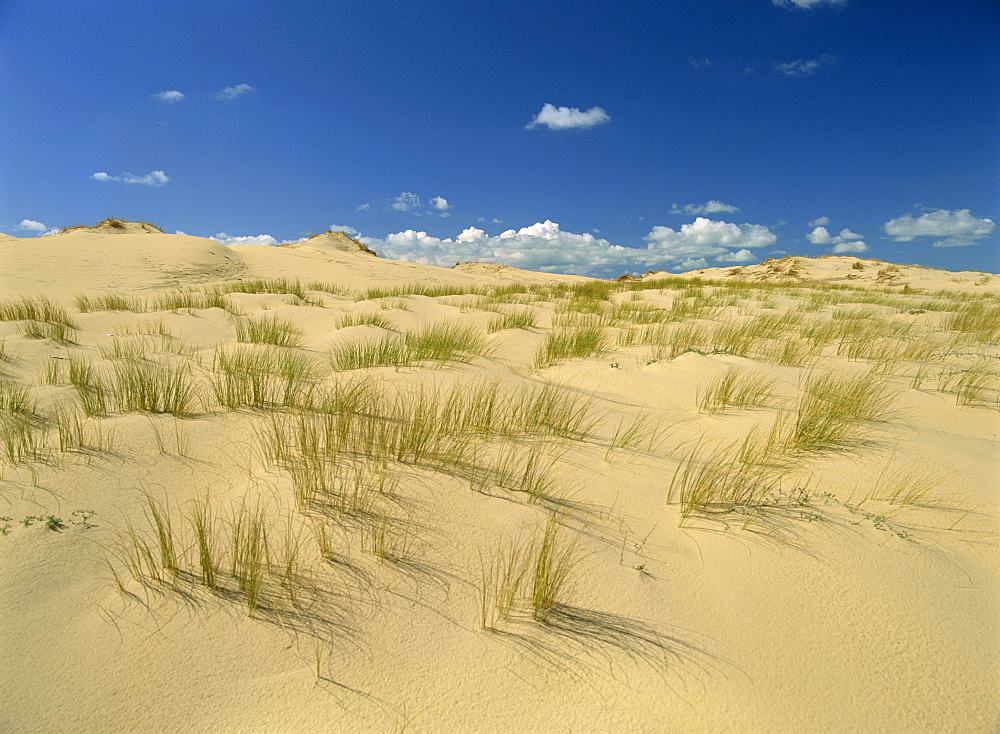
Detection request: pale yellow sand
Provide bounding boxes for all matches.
[0,226,997,731]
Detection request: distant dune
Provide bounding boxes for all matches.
[0,222,997,731]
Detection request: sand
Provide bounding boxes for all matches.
[0,226,997,731]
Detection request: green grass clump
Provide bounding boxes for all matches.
[75,293,149,313]
[0,377,34,414]
[667,430,789,523]
[306,280,352,297]
[153,289,241,314]
[358,283,494,301]
[535,325,608,368]
[68,358,108,416]
[487,309,538,333]
[331,322,491,370]
[221,278,306,300]
[335,312,394,330]
[698,367,778,414]
[939,361,996,407]
[0,296,77,327]
[111,359,200,415]
[789,369,898,452]
[17,320,76,342]
[945,302,1000,342]
[235,315,305,348]
[212,345,319,409]
[405,321,492,363]
[479,513,583,627]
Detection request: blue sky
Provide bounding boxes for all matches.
[2,0,997,277]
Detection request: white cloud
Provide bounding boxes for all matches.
[211,232,279,247]
[526,103,610,130]
[808,216,831,227]
[688,58,711,70]
[772,0,846,8]
[90,170,169,186]
[217,83,255,100]
[356,203,371,211]
[716,248,756,263]
[773,55,837,78]
[153,90,185,103]
[807,225,868,254]
[644,218,776,261]
[883,208,995,247]
[832,241,869,254]
[388,192,451,216]
[360,217,770,276]
[328,225,359,236]
[670,200,740,215]
[14,219,47,233]
[390,192,420,212]
[677,258,709,271]
[806,226,864,245]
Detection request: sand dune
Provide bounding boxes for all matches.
[0,224,997,731]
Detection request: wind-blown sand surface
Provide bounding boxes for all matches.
[1,224,997,731]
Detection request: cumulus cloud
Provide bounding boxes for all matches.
[670,200,740,215]
[716,248,756,263]
[217,83,255,100]
[807,225,869,254]
[883,208,995,247]
[210,232,279,247]
[90,170,169,186]
[388,192,451,216]
[832,241,869,254]
[359,217,770,276]
[773,0,846,8]
[643,218,776,262]
[356,203,371,211]
[526,103,610,130]
[390,192,421,212]
[773,55,837,78]
[153,90,185,103]
[14,219,47,233]
[328,225,359,236]
[806,226,864,245]
[808,216,831,227]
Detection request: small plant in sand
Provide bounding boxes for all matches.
[667,429,790,523]
[17,320,76,342]
[75,293,149,313]
[153,288,244,315]
[335,312,394,330]
[0,295,77,328]
[487,309,538,333]
[212,344,319,410]
[110,359,201,415]
[534,325,609,369]
[479,512,583,628]
[331,321,492,370]
[786,369,898,453]
[235,314,305,348]
[939,361,996,407]
[697,366,779,414]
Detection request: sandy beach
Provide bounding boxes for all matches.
[1,221,997,731]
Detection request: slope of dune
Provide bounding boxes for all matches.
[0,224,997,731]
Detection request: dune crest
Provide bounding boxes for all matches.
[282,230,378,256]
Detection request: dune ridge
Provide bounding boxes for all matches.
[0,224,997,731]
